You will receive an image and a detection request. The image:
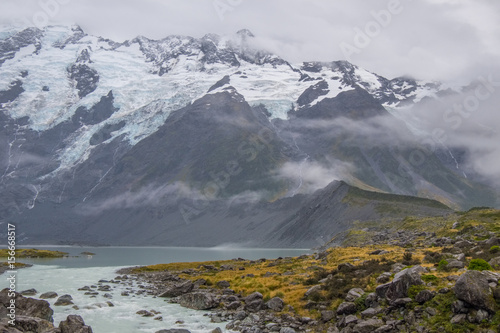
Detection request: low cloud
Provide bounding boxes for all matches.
[279,159,354,195]
[79,182,203,215]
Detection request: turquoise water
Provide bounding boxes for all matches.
[0,246,310,333]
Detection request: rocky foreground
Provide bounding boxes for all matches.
[0,288,93,332]
[121,208,500,333]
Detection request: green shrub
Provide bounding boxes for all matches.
[274,291,285,298]
[421,274,439,284]
[354,293,368,311]
[490,246,500,254]
[408,285,426,299]
[438,259,449,272]
[468,259,492,271]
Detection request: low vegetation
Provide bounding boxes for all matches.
[0,248,68,258]
[132,208,500,332]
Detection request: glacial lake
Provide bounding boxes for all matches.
[0,246,310,333]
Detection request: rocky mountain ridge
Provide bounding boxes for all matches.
[0,25,498,246]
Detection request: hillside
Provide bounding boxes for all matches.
[127,208,500,333]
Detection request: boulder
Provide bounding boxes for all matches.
[345,288,364,302]
[55,295,74,306]
[178,292,218,310]
[384,266,423,301]
[40,292,58,299]
[320,310,335,322]
[12,315,54,332]
[304,285,322,298]
[279,328,296,333]
[336,302,357,315]
[446,260,465,269]
[376,272,392,284]
[450,314,466,324]
[158,280,194,297]
[360,307,382,318]
[155,330,191,333]
[136,310,154,317]
[415,290,435,304]
[20,289,37,296]
[244,291,263,303]
[266,297,284,312]
[0,288,54,322]
[454,270,496,313]
[245,299,263,312]
[489,257,500,269]
[353,318,384,333]
[59,315,93,333]
[216,280,230,289]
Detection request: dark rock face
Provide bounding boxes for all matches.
[71,91,117,125]
[454,270,496,313]
[67,63,99,98]
[0,28,43,66]
[178,292,218,310]
[297,80,329,106]
[0,79,24,104]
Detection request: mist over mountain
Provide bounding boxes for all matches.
[0,25,498,247]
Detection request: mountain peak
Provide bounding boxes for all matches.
[236,29,255,38]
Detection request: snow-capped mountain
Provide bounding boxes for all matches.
[0,25,496,246]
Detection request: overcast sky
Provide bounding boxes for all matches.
[1,0,499,82]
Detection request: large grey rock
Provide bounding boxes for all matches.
[454,270,496,313]
[280,328,295,333]
[336,302,357,315]
[245,299,263,312]
[360,307,382,318]
[345,288,364,302]
[376,272,392,284]
[353,318,384,333]
[158,280,194,297]
[20,289,37,296]
[55,295,74,306]
[446,260,465,269]
[266,297,284,312]
[415,290,435,304]
[489,257,500,269]
[40,292,58,299]
[178,292,218,310]
[0,288,54,322]
[384,266,423,301]
[304,285,322,298]
[320,310,335,322]
[9,315,54,332]
[450,314,466,324]
[244,291,263,303]
[59,315,93,333]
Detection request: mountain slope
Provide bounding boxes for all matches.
[0,25,498,247]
